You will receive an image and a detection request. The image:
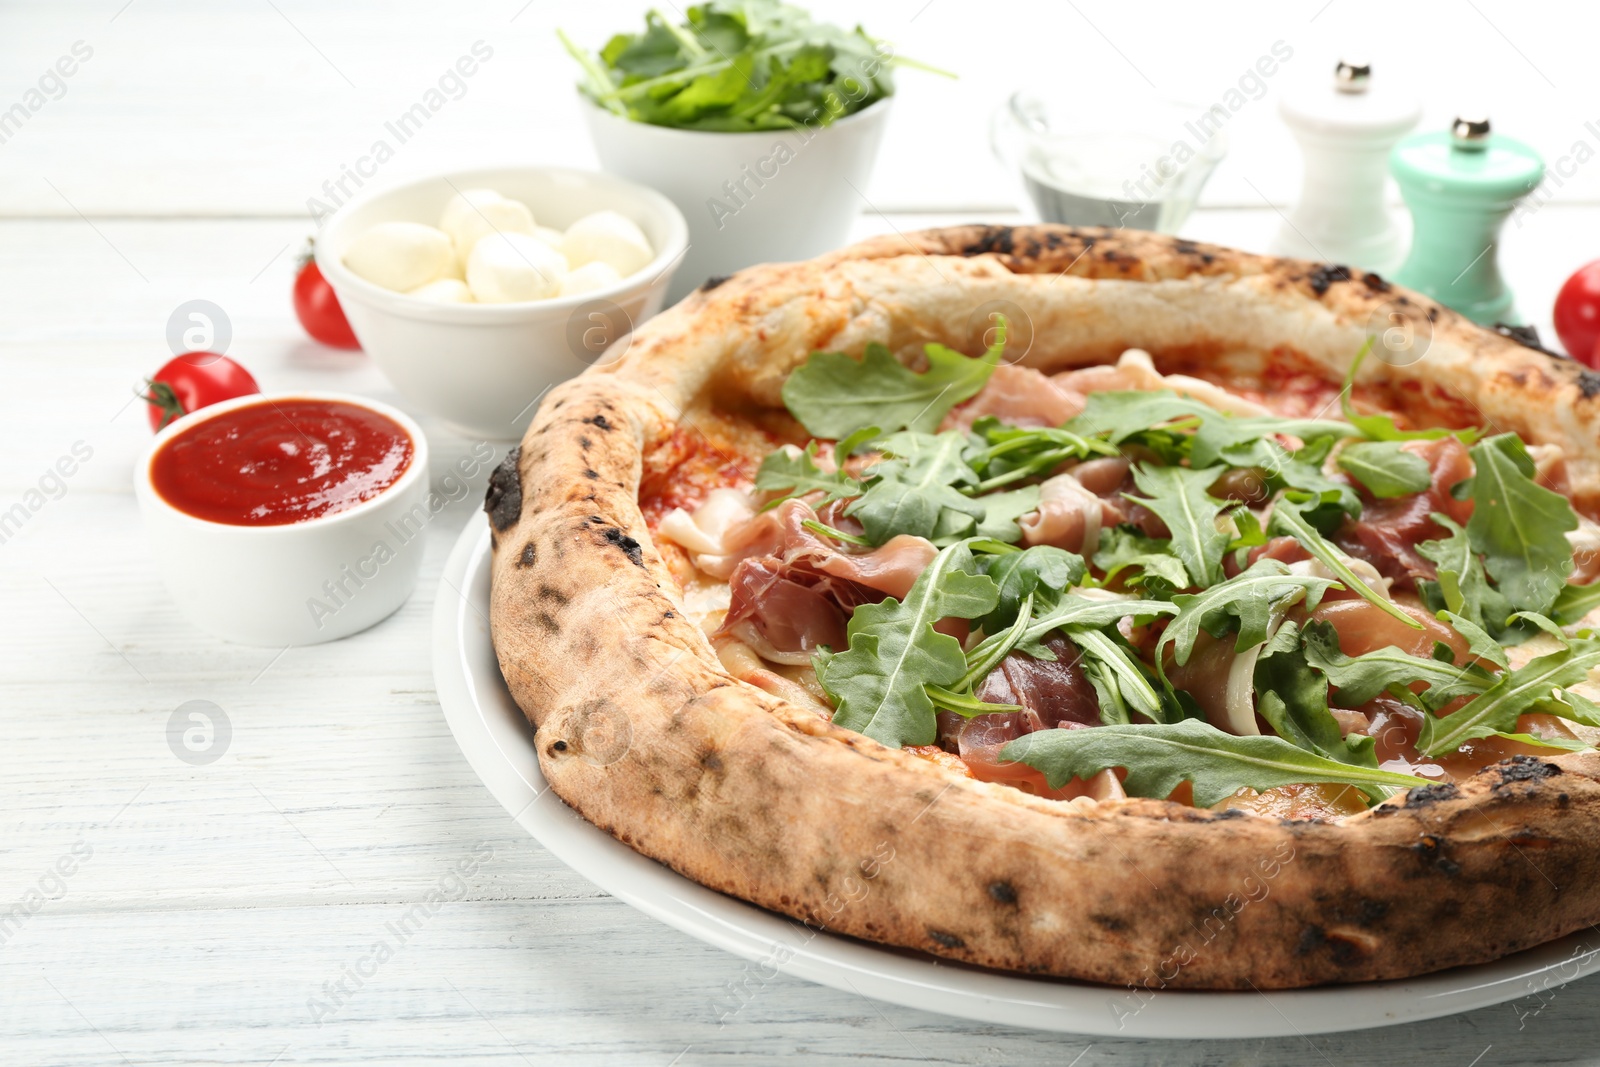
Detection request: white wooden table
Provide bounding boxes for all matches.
[7,2,1600,1063]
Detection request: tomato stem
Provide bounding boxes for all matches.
[141,379,186,430]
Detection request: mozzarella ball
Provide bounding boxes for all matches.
[439,188,536,259]
[467,232,568,303]
[531,225,566,249]
[559,261,623,297]
[407,277,474,304]
[343,221,454,292]
[439,188,502,234]
[559,210,653,277]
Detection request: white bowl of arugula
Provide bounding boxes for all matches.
[561,1,947,302]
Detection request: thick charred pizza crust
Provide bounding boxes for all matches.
[488,225,1600,989]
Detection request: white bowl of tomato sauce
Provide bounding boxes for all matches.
[135,392,431,646]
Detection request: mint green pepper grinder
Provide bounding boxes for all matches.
[1391,116,1544,324]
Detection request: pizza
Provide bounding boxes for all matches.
[485,225,1600,991]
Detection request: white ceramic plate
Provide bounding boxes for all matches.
[433,521,1600,1039]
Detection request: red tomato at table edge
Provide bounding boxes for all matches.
[1553,259,1600,368]
[294,252,361,350]
[143,352,261,432]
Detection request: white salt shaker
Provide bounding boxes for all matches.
[1271,60,1422,274]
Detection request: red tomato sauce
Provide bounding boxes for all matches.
[151,398,413,525]
[638,423,765,529]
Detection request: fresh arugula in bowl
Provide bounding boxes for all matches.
[559,1,949,132]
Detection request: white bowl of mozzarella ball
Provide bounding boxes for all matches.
[316,167,688,440]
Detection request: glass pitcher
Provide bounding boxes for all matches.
[991,88,1229,232]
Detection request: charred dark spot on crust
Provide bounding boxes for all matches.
[959,225,1017,258]
[1495,754,1562,786]
[582,414,613,430]
[1210,807,1247,820]
[1406,782,1460,806]
[1558,792,1572,809]
[1295,925,1325,956]
[584,468,599,479]
[700,274,730,292]
[988,881,1018,905]
[1577,369,1600,399]
[927,929,966,950]
[517,542,537,568]
[1493,322,1559,356]
[1167,233,1216,263]
[1307,264,1353,296]
[538,583,570,606]
[483,446,522,531]
[579,435,593,450]
[550,739,568,752]
[1411,834,1462,875]
[1362,271,1391,292]
[533,612,559,634]
[601,525,645,567]
[700,751,724,773]
[1426,305,1439,323]
[662,609,676,620]
[1324,932,1370,967]
[1092,913,1128,932]
[1355,899,1388,926]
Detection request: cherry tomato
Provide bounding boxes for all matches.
[1553,259,1600,367]
[143,353,260,432]
[293,244,361,350]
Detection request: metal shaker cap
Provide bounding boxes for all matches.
[1334,59,1372,94]
[1451,116,1492,149]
